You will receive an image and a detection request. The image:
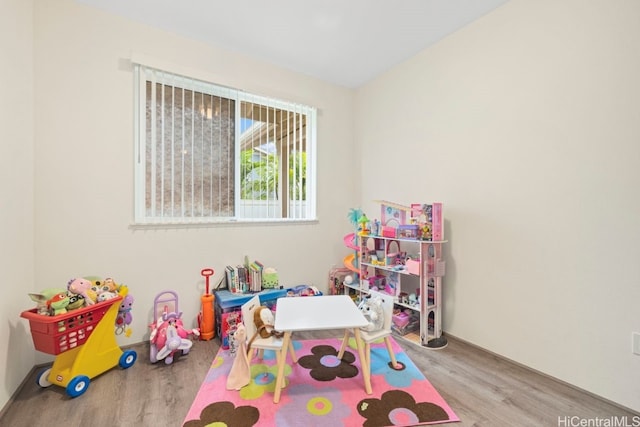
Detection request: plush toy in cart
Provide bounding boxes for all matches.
[28,277,129,317]
[149,291,200,365]
[115,292,134,337]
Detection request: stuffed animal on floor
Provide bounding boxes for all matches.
[358,295,384,332]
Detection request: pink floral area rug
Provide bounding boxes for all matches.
[183,336,459,427]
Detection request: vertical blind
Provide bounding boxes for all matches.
[134,64,316,224]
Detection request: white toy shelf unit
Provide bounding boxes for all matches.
[343,200,448,349]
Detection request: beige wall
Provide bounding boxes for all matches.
[32,0,356,341]
[356,0,640,411]
[1,0,36,411]
[1,0,357,410]
[4,0,639,415]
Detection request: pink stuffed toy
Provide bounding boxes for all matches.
[67,278,96,306]
[150,311,199,364]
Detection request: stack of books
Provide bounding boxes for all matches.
[225,259,266,293]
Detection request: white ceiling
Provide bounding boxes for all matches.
[76,0,509,88]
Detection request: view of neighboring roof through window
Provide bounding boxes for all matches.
[133,64,317,226]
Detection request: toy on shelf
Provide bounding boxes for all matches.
[149,291,200,365]
[342,233,360,274]
[342,208,364,279]
[262,267,279,289]
[377,200,409,228]
[347,208,363,230]
[410,203,443,241]
[357,213,370,236]
[371,219,381,236]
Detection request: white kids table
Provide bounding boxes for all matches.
[272,294,372,403]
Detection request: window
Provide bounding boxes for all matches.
[133,65,317,225]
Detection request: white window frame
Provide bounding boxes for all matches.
[133,64,317,226]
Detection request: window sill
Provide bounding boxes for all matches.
[129,218,320,230]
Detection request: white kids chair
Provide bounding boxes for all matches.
[337,290,400,373]
[240,295,297,365]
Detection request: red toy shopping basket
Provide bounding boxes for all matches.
[21,297,121,355]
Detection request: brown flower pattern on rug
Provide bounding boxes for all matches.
[357,389,449,427]
[183,401,259,427]
[298,344,358,381]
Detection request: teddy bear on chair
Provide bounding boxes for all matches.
[358,295,384,332]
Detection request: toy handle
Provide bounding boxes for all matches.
[201,268,214,278]
[201,268,215,294]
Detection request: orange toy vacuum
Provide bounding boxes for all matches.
[198,268,215,341]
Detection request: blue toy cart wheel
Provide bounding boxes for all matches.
[36,368,52,388]
[66,375,90,398]
[119,350,137,369]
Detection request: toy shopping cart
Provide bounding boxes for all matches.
[20,295,137,398]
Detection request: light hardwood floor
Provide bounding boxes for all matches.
[0,331,637,427]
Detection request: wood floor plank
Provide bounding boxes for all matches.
[0,332,636,426]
